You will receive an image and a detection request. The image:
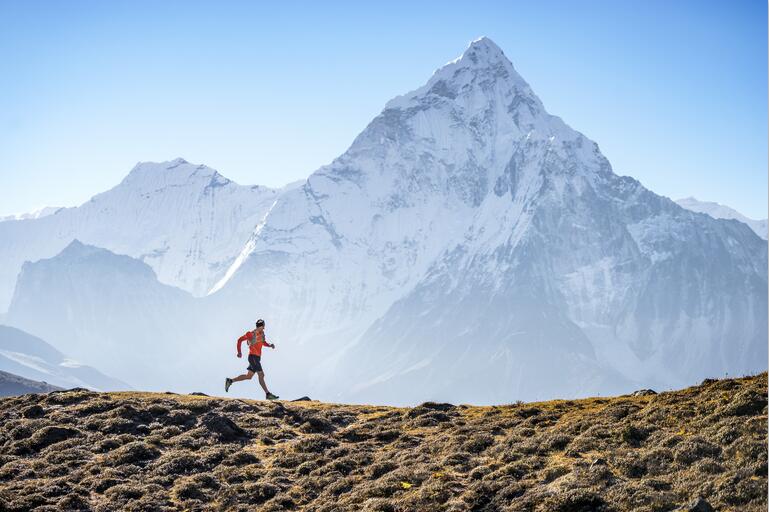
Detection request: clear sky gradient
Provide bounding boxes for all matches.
[1,0,766,218]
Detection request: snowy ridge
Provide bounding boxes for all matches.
[0,206,64,222]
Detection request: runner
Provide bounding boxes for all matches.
[225,319,279,400]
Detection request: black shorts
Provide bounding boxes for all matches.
[247,355,263,373]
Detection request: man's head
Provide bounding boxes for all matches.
[255,319,265,331]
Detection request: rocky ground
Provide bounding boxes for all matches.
[0,374,765,511]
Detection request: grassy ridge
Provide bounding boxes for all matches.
[0,374,766,511]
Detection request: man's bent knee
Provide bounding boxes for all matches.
[246,371,255,379]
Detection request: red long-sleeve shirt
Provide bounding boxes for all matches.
[237,330,270,356]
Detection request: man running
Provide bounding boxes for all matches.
[225,319,279,400]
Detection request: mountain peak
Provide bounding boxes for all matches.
[460,36,507,64]
[58,239,104,260]
[470,35,499,47]
[442,36,512,73]
[64,238,86,250]
[120,159,226,191]
[127,158,201,175]
[384,37,536,115]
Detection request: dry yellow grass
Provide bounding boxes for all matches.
[0,373,765,511]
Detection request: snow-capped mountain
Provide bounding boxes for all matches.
[0,158,286,311]
[5,38,767,404]
[0,324,128,391]
[676,197,767,240]
[217,37,767,403]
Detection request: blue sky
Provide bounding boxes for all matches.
[1,0,766,218]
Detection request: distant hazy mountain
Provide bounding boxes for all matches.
[0,324,128,391]
[5,38,767,404]
[0,369,62,396]
[0,158,290,311]
[0,206,63,222]
[6,241,205,390]
[676,197,767,240]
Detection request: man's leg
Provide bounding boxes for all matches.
[232,371,255,383]
[256,371,270,394]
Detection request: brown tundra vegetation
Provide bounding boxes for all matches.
[0,373,765,511]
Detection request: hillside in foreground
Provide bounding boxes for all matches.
[0,374,765,512]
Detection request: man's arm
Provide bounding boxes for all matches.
[236,333,248,356]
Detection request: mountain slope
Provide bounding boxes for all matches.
[0,325,128,391]
[0,159,283,311]
[0,370,62,396]
[0,374,764,511]
[676,197,767,240]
